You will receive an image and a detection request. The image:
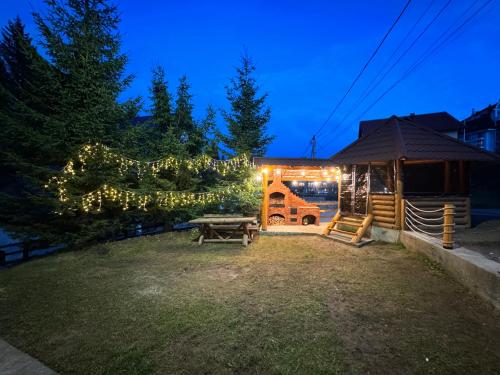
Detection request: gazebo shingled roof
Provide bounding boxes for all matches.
[331,116,500,164]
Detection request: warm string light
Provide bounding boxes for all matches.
[78,183,243,212]
[47,143,256,213]
[68,143,252,179]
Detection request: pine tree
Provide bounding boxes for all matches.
[34,0,133,152]
[221,54,273,156]
[149,65,172,133]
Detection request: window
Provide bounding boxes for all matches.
[370,162,394,193]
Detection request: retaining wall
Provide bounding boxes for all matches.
[400,231,500,310]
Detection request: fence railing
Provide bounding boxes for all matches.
[0,222,174,267]
[403,200,455,249]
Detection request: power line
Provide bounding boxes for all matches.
[338,0,438,126]
[320,0,452,149]
[312,0,413,140]
[317,0,493,156]
[356,0,493,123]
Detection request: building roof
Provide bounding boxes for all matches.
[331,116,499,164]
[463,103,499,132]
[359,111,462,138]
[253,157,335,167]
[131,115,153,126]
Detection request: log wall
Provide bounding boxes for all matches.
[370,194,397,229]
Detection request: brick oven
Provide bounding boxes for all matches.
[253,157,337,230]
[267,172,320,226]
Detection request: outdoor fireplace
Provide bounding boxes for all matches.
[269,192,285,207]
[265,171,321,226]
[268,214,285,225]
[302,215,316,225]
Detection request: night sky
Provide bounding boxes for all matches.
[1,0,499,157]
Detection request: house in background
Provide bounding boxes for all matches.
[462,101,500,153]
[359,112,463,139]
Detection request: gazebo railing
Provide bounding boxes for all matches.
[403,200,455,249]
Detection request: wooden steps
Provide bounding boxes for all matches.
[323,212,373,244]
[324,233,374,248]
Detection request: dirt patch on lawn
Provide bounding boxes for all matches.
[327,244,500,374]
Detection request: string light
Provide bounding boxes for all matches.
[61,143,253,179]
[48,143,257,213]
[77,183,244,213]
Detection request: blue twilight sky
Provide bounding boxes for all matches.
[1,0,499,157]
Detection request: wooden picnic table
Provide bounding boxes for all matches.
[189,216,258,246]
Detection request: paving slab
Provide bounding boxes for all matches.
[0,339,56,375]
[262,224,327,235]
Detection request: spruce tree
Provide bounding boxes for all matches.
[221,55,273,156]
[32,0,140,244]
[173,75,194,135]
[149,65,172,133]
[0,17,66,243]
[34,0,133,152]
[200,105,219,158]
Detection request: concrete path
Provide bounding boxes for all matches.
[0,339,56,374]
[263,224,327,235]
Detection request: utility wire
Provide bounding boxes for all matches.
[312,0,413,140]
[356,0,493,124]
[338,0,438,125]
[317,0,493,156]
[320,0,452,148]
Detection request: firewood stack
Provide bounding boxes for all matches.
[268,215,285,226]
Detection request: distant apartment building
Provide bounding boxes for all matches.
[461,102,500,153]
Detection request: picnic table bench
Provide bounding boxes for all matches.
[188,216,259,246]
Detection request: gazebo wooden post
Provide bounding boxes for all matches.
[337,168,342,213]
[395,160,404,229]
[444,161,452,194]
[459,160,466,194]
[261,170,269,231]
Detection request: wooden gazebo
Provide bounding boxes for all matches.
[325,116,499,243]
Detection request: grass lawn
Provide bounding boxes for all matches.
[1,233,499,374]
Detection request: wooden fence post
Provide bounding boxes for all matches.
[22,242,30,261]
[395,160,403,229]
[443,204,455,249]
